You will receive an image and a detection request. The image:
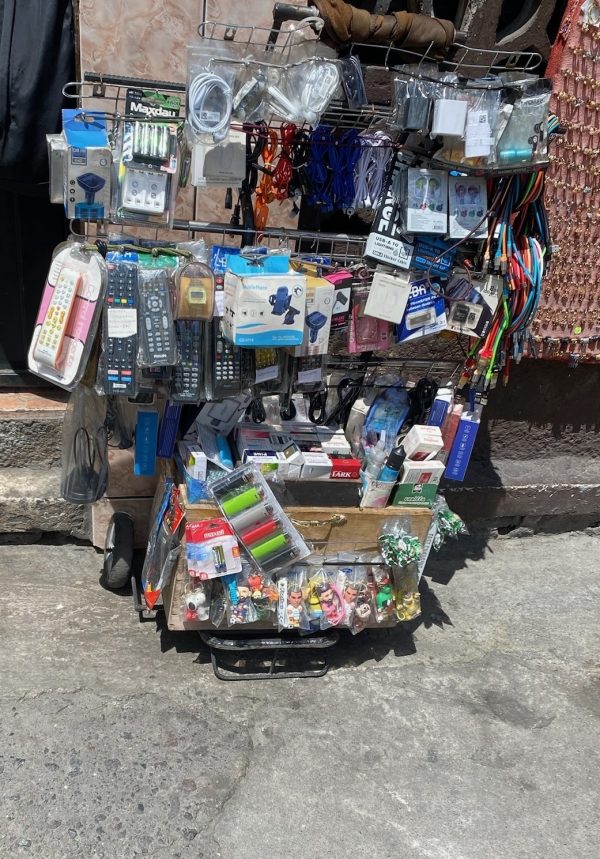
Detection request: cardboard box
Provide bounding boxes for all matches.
[294,275,334,356]
[301,451,332,480]
[223,269,306,347]
[330,456,362,480]
[62,109,112,220]
[402,425,444,461]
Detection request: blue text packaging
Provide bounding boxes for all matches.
[396,277,447,342]
[223,271,307,347]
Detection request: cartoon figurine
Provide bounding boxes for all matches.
[373,571,394,623]
[306,580,324,629]
[343,582,359,625]
[286,587,305,628]
[183,589,209,622]
[230,582,253,625]
[316,581,345,627]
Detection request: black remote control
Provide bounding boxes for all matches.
[170,320,202,402]
[209,319,243,399]
[104,261,138,396]
[139,271,177,366]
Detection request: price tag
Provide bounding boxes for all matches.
[255,365,279,384]
[298,367,322,385]
[214,290,225,317]
[107,307,137,338]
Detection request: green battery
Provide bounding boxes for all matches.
[221,486,263,517]
[250,532,289,561]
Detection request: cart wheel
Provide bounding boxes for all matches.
[101,512,134,590]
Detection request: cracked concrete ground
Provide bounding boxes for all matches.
[1,533,599,859]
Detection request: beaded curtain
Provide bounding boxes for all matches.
[534,0,600,362]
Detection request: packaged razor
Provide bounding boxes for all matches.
[210,464,311,574]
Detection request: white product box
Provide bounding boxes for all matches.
[223,271,306,347]
[294,275,334,356]
[402,424,444,461]
[177,442,208,480]
[399,458,446,485]
[301,451,332,480]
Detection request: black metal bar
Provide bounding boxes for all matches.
[84,71,185,93]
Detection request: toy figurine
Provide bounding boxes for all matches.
[306,580,324,629]
[343,582,359,625]
[316,581,345,627]
[287,587,305,628]
[183,589,210,622]
[396,590,421,622]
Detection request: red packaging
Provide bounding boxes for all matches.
[330,456,362,479]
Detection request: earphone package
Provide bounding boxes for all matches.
[403,167,448,234]
[60,383,109,504]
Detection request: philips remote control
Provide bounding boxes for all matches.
[138,271,177,366]
[104,261,138,395]
[170,320,202,402]
[33,267,82,369]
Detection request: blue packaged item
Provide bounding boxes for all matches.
[445,409,481,481]
[411,237,456,277]
[134,410,159,476]
[62,110,112,220]
[210,245,241,274]
[396,278,447,342]
[363,387,410,453]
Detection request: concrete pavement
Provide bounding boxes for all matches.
[1,533,599,858]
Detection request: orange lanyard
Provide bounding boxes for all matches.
[254,130,278,232]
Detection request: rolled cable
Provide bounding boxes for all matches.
[188,71,232,141]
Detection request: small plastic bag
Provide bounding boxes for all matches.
[340,55,367,109]
[277,566,312,632]
[431,73,469,138]
[308,566,346,630]
[60,384,109,504]
[378,521,422,622]
[369,561,395,624]
[337,563,373,634]
[142,482,185,609]
[497,81,552,165]
[181,580,212,623]
[186,43,241,143]
[392,72,434,133]
[225,567,258,625]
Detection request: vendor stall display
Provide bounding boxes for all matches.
[30,8,557,677]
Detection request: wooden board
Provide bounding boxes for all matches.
[163,488,432,632]
[106,447,159,499]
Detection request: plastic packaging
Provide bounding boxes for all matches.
[210,464,311,574]
[28,243,107,391]
[142,481,185,609]
[348,284,391,353]
[370,562,395,623]
[340,55,367,110]
[337,563,373,634]
[307,566,345,630]
[392,72,435,133]
[263,58,340,126]
[186,44,240,143]
[277,566,312,631]
[174,259,215,320]
[60,385,108,504]
[378,521,422,622]
[431,74,469,137]
[97,256,139,397]
[137,269,178,367]
[185,517,243,579]
[497,82,552,165]
[224,564,276,625]
[182,580,212,622]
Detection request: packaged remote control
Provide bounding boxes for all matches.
[170,319,202,402]
[98,258,139,396]
[204,318,245,400]
[210,464,311,575]
[137,269,177,367]
[28,243,107,391]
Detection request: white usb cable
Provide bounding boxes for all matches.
[188,72,232,141]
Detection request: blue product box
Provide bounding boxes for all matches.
[445,412,481,481]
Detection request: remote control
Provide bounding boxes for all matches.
[138,271,177,366]
[33,268,82,368]
[104,261,138,395]
[122,168,168,214]
[170,320,202,402]
[210,319,243,399]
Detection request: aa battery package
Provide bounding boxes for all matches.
[185,518,242,579]
[210,464,310,574]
